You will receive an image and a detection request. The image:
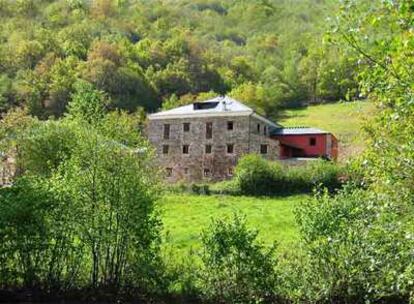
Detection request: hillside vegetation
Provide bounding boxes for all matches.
[0,0,357,119]
[0,1,414,303]
[280,101,375,159]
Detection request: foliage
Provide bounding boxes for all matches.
[0,95,164,296]
[199,214,279,303]
[234,154,342,196]
[292,1,414,302]
[296,187,414,303]
[0,0,355,118]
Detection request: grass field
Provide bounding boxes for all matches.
[159,194,305,255]
[279,101,375,160]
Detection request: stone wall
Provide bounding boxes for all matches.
[147,114,279,182]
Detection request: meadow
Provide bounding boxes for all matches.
[279,101,375,160]
[159,194,305,255]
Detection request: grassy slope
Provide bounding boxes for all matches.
[279,101,375,160]
[159,194,304,255]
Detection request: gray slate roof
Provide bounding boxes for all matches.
[271,127,329,135]
[148,96,253,118]
[148,96,281,128]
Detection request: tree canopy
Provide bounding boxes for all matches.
[0,0,357,119]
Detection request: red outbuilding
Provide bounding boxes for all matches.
[271,127,338,161]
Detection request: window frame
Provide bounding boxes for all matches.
[260,144,268,154]
[227,121,234,131]
[206,122,213,139]
[166,167,173,177]
[162,145,169,154]
[227,144,234,154]
[205,144,212,154]
[309,137,317,146]
[163,124,170,139]
[183,122,190,132]
[182,144,190,154]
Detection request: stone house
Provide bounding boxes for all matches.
[147,96,281,182]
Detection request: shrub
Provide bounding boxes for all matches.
[191,183,210,195]
[209,179,240,195]
[199,214,279,303]
[234,154,281,196]
[295,187,414,303]
[234,154,342,196]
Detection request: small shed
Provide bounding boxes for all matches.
[271,127,338,160]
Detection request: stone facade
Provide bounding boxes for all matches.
[147,114,279,182]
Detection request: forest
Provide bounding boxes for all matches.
[0,0,414,303]
[0,0,357,119]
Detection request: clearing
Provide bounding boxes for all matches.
[159,194,304,255]
[279,101,375,160]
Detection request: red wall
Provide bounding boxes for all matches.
[274,134,328,159]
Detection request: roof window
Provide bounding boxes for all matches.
[193,102,219,110]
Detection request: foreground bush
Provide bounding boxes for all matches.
[234,154,342,196]
[0,100,166,297]
[199,214,279,303]
[295,187,414,303]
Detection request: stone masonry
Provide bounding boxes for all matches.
[147,97,280,182]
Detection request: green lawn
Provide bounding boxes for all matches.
[158,194,305,255]
[279,101,375,160]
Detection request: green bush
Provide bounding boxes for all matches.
[234,154,342,196]
[234,154,282,196]
[209,179,240,195]
[295,188,414,303]
[199,214,279,303]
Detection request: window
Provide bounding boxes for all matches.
[184,168,189,175]
[166,168,172,177]
[205,144,212,154]
[204,168,211,177]
[183,123,190,132]
[183,145,189,154]
[162,145,169,154]
[260,144,268,154]
[257,123,260,133]
[263,126,267,136]
[228,167,234,176]
[227,144,234,154]
[163,124,170,139]
[309,137,317,146]
[206,122,213,139]
[227,121,234,130]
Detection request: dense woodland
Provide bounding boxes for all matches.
[0,0,357,119]
[0,0,414,303]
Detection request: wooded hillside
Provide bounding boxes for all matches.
[0,0,357,119]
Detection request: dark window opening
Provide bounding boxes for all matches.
[205,145,212,154]
[260,144,268,154]
[163,124,170,139]
[204,168,211,177]
[166,168,172,177]
[194,102,219,110]
[263,126,267,136]
[227,144,234,154]
[227,121,234,130]
[206,122,213,139]
[183,123,190,132]
[183,145,189,154]
[184,168,189,175]
[257,124,260,133]
[162,145,169,154]
[309,137,317,146]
